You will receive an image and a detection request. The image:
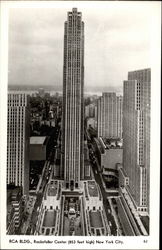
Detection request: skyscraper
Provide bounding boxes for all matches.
[7,93,30,195]
[97,92,123,139]
[61,8,84,190]
[123,68,151,213]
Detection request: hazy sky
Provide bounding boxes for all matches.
[8,1,159,94]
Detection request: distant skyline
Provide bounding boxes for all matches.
[8,1,159,94]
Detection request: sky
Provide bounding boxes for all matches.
[8,1,160,94]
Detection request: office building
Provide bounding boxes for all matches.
[97,93,123,139]
[29,136,50,161]
[61,8,84,189]
[7,93,30,195]
[123,68,151,213]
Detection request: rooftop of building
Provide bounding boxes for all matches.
[89,210,104,228]
[42,210,56,227]
[87,181,98,197]
[30,136,48,145]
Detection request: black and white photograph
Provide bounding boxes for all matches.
[0,1,160,249]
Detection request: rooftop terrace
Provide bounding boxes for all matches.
[43,210,56,227]
[89,210,103,228]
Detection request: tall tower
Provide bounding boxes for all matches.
[123,68,151,213]
[7,93,30,195]
[61,8,84,190]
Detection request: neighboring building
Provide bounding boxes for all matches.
[117,165,149,236]
[7,186,23,234]
[29,136,50,161]
[97,93,123,139]
[85,103,96,118]
[7,93,30,195]
[123,68,151,214]
[61,8,84,189]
